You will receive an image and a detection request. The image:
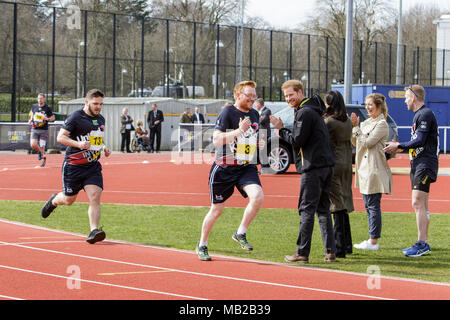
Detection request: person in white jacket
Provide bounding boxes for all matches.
[351,93,393,250]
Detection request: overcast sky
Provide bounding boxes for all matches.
[246,0,450,29]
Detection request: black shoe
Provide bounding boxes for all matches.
[41,193,57,218]
[40,157,46,167]
[86,228,106,244]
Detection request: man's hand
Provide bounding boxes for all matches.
[269,115,284,130]
[239,117,251,133]
[103,145,111,157]
[384,141,401,154]
[78,141,91,150]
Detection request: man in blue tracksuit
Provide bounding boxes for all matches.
[271,79,336,263]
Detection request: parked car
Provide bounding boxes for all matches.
[151,84,186,98]
[267,104,399,174]
[128,88,152,97]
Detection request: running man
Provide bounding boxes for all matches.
[196,80,264,261]
[384,85,439,257]
[41,89,111,244]
[28,93,55,167]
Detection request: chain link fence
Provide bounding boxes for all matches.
[1,1,450,121]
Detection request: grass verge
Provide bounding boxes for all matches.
[0,200,448,283]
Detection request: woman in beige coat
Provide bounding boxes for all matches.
[351,93,393,250]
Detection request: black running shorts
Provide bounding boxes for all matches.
[62,161,103,196]
[208,163,261,204]
[410,167,437,193]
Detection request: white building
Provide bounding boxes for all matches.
[434,15,450,85]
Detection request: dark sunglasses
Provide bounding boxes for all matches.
[406,85,419,98]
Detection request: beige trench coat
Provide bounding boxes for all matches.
[351,114,393,195]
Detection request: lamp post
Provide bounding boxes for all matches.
[76,41,85,98]
[121,68,127,96]
[214,40,224,99]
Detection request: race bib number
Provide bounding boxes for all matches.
[89,129,104,151]
[33,113,45,126]
[235,135,257,161]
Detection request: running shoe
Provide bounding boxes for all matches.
[41,193,57,218]
[403,241,431,257]
[196,243,211,261]
[354,240,379,250]
[86,228,106,244]
[40,157,46,167]
[232,232,253,251]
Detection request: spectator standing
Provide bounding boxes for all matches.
[193,107,205,124]
[351,93,392,251]
[384,85,439,257]
[180,107,194,123]
[120,107,133,153]
[270,80,337,263]
[254,98,272,173]
[147,104,164,153]
[324,90,354,258]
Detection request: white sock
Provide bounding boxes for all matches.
[199,241,208,247]
[237,226,247,235]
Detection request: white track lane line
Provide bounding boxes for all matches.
[0,264,206,300]
[1,187,450,203]
[0,294,24,300]
[0,240,393,300]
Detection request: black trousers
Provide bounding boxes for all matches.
[120,129,131,152]
[149,126,161,151]
[296,166,336,257]
[332,210,353,257]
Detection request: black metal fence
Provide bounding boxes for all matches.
[2,1,450,121]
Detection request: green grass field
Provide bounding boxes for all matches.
[0,200,448,283]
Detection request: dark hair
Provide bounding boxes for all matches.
[324,90,348,122]
[86,89,104,100]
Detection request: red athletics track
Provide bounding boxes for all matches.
[0,152,449,213]
[1,219,449,300]
[0,152,449,301]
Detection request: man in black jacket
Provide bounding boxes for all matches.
[147,103,164,152]
[270,79,336,263]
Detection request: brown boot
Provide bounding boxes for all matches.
[324,253,337,262]
[285,253,309,263]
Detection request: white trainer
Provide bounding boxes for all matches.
[354,240,379,250]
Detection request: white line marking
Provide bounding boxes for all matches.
[0,240,393,300]
[0,294,24,300]
[0,264,206,300]
[2,218,449,289]
[0,187,450,203]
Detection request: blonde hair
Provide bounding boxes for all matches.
[137,120,143,127]
[406,85,426,102]
[366,93,388,118]
[282,79,304,93]
[233,80,256,95]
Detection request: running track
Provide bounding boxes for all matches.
[0,152,449,301]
